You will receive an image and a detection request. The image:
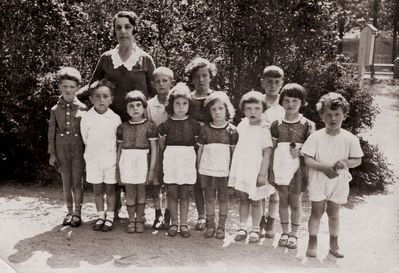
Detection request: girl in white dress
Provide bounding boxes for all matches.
[228,91,274,243]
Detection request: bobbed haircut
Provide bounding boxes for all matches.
[152,66,174,80]
[57,67,82,85]
[113,11,139,36]
[185,57,217,83]
[279,83,308,106]
[203,91,235,123]
[262,65,284,79]
[165,82,193,116]
[239,90,267,112]
[89,79,115,96]
[316,92,350,115]
[125,90,148,109]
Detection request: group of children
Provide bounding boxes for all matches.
[48,58,363,258]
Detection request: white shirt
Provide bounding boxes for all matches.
[262,95,285,128]
[147,96,169,127]
[80,108,122,168]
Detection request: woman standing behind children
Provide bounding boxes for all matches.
[197,92,238,239]
[116,91,158,233]
[270,84,315,249]
[184,57,217,231]
[302,92,363,258]
[80,79,122,232]
[229,91,275,243]
[48,67,87,227]
[158,83,201,238]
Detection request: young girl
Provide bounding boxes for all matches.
[158,83,201,238]
[48,67,87,227]
[228,91,275,243]
[270,83,315,249]
[116,91,158,233]
[80,79,122,232]
[197,91,238,239]
[185,57,218,231]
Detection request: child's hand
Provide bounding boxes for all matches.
[333,160,348,170]
[322,166,339,179]
[290,147,301,159]
[256,174,267,187]
[49,154,57,166]
[147,169,156,185]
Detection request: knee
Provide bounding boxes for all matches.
[217,189,228,203]
[269,193,279,204]
[179,186,190,201]
[251,200,261,208]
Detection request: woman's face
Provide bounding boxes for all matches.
[192,67,211,94]
[114,17,135,45]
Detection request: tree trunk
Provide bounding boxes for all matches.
[392,1,398,62]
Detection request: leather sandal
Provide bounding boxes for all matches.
[62,213,72,226]
[70,215,82,228]
[180,225,191,238]
[215,227,226,240]
[234,229,247,241]
[102,219,113,232]
[93,218,105,231]
[248,231,260,243]
[127,221,136,233]
[168,225,178,237]
[135,220,145,233]
[195,218,206,231]
[278,233,289,247]
[287,235,298,249]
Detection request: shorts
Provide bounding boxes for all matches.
[86,163,117,185]
[308,171,352,205]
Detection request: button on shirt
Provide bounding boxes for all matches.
[80,108,122,169]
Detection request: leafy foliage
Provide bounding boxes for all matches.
[0,0,393,192]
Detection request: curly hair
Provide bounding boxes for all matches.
[203,91,235,123]
[125,90,148,109]
[279,83,308,106]
[165,82,193,116]
[185,57,217,83]
[239,90,267,112]
[88,79,115,96]
[57,67,82,85]
[316,92,350,115]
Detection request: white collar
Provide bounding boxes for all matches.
[128,119,147,124]
[283,114,303,124]
[89,107,114,118]
[210,122,228,129]
[170,116,188,121]
[110,44,144,71]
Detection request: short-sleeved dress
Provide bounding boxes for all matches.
[301,128,364,204]
[198,123,238,186]
[270,115,315,194]
[117,119,158,184]
[158,117,201,185]
[89,44,156,119]
[228,119,275,200]
[191,91,213,124]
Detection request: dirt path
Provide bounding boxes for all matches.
[0,86,398,273]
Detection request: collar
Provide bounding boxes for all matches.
[110,43,144,71]
[89,107,115,118]
[57,96,80,108]
[170,115,188,121]
[210,122,228,129]
[283,114,303,124]
[128,119,147,125]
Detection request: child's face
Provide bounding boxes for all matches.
[320,106,346,134]
[173,97,189,118]
[152,74,174,96]
[192,67,211,93]
[126,101,145,121]
[244,102,263,124]
[281,96,301,116]
[114,17,135,45]
[210,100,227,124]
[261,76,283,97]
[59,79,79,102]
[90,86,113,114]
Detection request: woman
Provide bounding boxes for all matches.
[87,11,156,120]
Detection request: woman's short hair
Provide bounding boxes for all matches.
[165,82,193,116]
[203,91,235,123]
[239,90,267,112]
[279,83,308,106]
[88,79,115,96]
[125,90,148,109]
[113,11,139,36]
[184,57,217,83]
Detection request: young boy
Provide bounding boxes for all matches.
[80,79,122,232]
[301,92,363,258]
[259,65,285,238]
[147,67,175,229]
[48,67,87,227]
